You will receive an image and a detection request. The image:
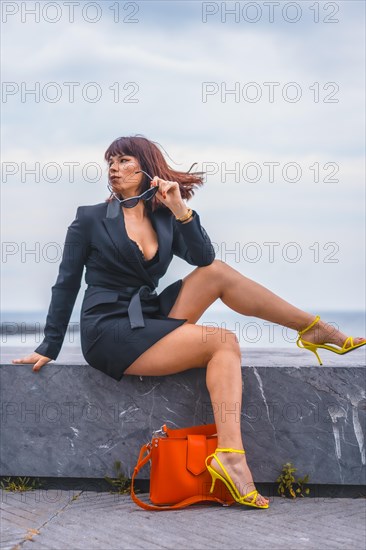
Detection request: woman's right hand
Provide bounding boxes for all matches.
[12,353,52,372]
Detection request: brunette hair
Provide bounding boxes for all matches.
[104,135,205,213]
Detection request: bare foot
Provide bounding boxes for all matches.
[210,451,269,507]
[299,317,366,349]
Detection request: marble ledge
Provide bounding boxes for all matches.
[0,346,365,484]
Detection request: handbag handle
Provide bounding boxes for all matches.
[130,443,230,511]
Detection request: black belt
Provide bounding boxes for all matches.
[88,284,158,330]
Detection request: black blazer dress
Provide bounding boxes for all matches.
[34,197,216,380]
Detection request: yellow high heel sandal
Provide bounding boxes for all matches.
[205,448,269,509]
[296,315,366,366]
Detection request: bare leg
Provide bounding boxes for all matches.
[206,347,269,506]
[124,323,269,506]
[125,262,364,508]
[168,260,366,348]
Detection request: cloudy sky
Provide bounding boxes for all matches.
[1,0,365,320]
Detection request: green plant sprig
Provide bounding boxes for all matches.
[276,462,310,498]
[104,460,137,495]
[0,476,43,492]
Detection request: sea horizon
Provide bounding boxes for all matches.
[1,309,365,350]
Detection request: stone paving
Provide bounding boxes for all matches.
[1,489,365,550]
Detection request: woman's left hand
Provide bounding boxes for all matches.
[150,177,184,210]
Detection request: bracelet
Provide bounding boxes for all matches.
[175,208,193,222]
[176,208,193,223]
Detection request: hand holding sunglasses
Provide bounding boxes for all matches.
[108,170,185,209]
[149,176,184,205]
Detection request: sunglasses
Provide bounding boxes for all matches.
[107,170,158,208]
[107,163,200,209]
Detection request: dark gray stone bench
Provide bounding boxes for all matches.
[1,346,365,485]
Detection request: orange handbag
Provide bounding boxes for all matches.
[131,422,236,510]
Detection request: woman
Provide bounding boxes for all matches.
[12,135,366,509]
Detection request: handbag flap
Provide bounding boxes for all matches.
[165,423,217,439]
[186,434,207,476]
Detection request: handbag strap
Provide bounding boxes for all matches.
[130,443,229,511]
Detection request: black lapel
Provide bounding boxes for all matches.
[102,198,158,287]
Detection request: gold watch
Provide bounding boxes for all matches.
[176,208,193,222]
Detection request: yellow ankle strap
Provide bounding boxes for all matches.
[215,448,245,454]
[298,315,320,336]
